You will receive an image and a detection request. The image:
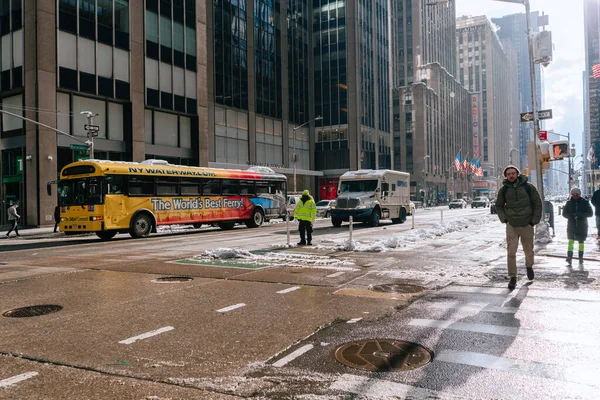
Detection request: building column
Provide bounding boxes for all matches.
[24,0,57,227]
[246,0,256,163]
[130,0,145,161]
[196,0,208,166]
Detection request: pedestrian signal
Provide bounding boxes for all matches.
[550,140,569,160]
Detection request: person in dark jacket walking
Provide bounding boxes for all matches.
[562,187,593,264]
[495,165,543,290]
[591,188,600,239]
[54,205,61,233]
[5,202,21,237]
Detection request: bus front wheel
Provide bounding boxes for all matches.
[245,208,264,228]
[96,231,117,241]
[130,213,153,238]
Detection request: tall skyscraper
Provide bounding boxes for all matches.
[312,0,392,199]
[456,15,519,196]
[392,0,472,202]
[584,0,600,194]
[492,11,544,172]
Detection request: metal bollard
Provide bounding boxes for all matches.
[440,209,444,224]
[349,215,353,241]
[412,209,415,229]
[286,212,290,246]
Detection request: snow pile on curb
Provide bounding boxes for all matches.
[326,215,495,252]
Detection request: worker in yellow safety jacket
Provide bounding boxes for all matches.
[293,189,316,245]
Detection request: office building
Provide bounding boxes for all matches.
[455,15,519,197]
[492,11,544,172]
[584,0,600,195]
[392,0,472,202]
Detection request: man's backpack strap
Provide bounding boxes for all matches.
[499,183,532,206]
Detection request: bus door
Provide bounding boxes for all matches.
[104,176,127,226]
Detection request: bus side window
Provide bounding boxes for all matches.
[201,179,221,195]
[107,175,124,194]
[129,177,154,195]
[222,179,239,195]
[240,180,255,195]
[256,182,269,195]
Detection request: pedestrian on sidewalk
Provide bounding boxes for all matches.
[5,202,21,238]
[591,187,600,239]
[293,189,316,246]
[54,205,61,233]
[495,165,542,290]
[562,187,593,265]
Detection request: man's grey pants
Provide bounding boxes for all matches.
[506,224,534,278]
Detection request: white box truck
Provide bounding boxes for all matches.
[329,169,412,227]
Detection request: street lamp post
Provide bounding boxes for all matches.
[292,116,322,193]
[422,155,430,204]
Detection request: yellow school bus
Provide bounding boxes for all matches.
[49,159,287,240]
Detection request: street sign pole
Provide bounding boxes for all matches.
[81,112,98,159]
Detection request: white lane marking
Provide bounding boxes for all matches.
[427,302,518,314]
[119,326,174,344]
[216,303,246,313]
[436,349,600,387]
[0,372,38,388]
[272,344,314,368]
[409,319,598,346]
[441,286,600,302]
[347,318,362,324]
[277,286,301,294]
[326,271,345,278]
[330,374,457,399]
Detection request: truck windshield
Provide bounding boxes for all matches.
[58,177,104,206]
[339,180,378,193]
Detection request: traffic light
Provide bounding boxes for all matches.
[523,168,530,176]
[550,140,569,160]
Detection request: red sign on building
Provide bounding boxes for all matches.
[539,130,547,141]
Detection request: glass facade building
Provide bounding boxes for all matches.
[584,0,600,190]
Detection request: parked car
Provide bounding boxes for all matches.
[286,195,301,220]
[315,200,334,218]
[449,199,467,209]
[471,196,490,208]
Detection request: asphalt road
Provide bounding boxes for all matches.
[1,206,599,399]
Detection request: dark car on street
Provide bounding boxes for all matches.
[471,196,490,208]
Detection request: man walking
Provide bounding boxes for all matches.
[6,202,21,238]
[495,166,542,290]
[294,189,316,245]
[54,205,61,233]
[591,187,600,239]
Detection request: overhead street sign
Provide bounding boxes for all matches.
[84,124,100,132]
[520,109,553,123]
[70,144,89,151]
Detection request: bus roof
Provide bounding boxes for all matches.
[60,159,287,180]
[340,169,410,179]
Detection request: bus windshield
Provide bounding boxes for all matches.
[339,180,378,193]
[58,177,103,205]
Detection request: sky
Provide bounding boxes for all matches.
[455,0,586,153]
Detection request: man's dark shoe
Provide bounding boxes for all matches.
[508,277,516,290]
[306,242,312,246]
[297,241,306,246]
[526,267,534,280]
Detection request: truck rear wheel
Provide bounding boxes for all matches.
[332,218,342,227]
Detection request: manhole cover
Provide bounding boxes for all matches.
[370,284,424,294]
[152,276,193,283]
[334,339,433,371]
[3,305,63,318]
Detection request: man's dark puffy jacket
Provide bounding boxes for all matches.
[495,175,542,227]
[591,189,600,215]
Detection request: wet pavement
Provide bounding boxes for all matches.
[0,205,599,399]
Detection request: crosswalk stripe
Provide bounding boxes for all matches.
[436,349,600,387]
[441,286,600,302]
[427,302,518,314]
[409,319,597,345]
[329,373,462,400]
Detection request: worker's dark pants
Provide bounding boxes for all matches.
[298,220,313,243]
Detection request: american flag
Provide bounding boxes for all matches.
[463,159,468,171]
[454,152,461,171]
[476,161,483,176]
[593,63,600,79]
[470,158,477,173]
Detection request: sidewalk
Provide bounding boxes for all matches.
[1,224,59,239]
